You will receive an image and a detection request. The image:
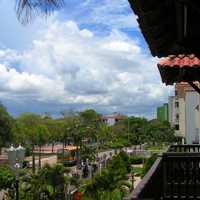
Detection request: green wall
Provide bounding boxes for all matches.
[157,103,168,121]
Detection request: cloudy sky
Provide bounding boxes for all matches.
[0,0,173,118]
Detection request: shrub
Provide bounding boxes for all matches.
[0,166,15,189]
[132,167,143,176]
[129,156,146,165]
[84,151,131,198]
[142,154,157,177]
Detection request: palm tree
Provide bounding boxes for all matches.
[40,164,70,199]
[15,0,64,23]
[21,164,70,200]
[96,123,112,150]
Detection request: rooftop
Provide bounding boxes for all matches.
[158,55,200,86]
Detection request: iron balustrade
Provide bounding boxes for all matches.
[125,145,200,200]
[168,144,200,153]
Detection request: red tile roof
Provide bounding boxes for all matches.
[158,55,200,85]
[159,54,200,68]
[101,114,125,120]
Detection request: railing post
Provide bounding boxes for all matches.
[163,154,167,199]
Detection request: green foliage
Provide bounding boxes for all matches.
[38,164,69,191]
[0,166,15,189]
[16,112,42,145]
[146,119,175,144]
[36,124,49,146]
[83,189,123,200]
[20,164,70,200]
[112,117,175,146]
[0,104,13,149]
[142,154,157,177]
[129,156,146,165]
[80,144,96,161]
[84,151,131,199]
[79,109,100,124]
[132,167,143,176]
[25,145,32,156]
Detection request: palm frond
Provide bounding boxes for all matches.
[16,0,64,24]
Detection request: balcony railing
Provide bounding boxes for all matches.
[125,145,200,200]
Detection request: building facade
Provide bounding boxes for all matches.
[101,113,125,126]
[168,83,200,144]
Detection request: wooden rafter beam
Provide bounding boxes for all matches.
[188,81,200,95]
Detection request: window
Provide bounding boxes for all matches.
[175,90,178,96]
[175,124,179,130]
[176,114,179,121]
[175,102,179,108]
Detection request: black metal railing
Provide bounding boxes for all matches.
[125,145,200,200]
[168,144,200,153]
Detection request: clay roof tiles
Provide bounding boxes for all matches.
[158,55,200,85]
[159,54,200,67]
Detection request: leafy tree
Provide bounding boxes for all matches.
[112,116,175,146]
[39,164,69,196]
[21,164,69,200]
[80,144,96,162]
[79,109,100,124]
[146,119,175,144]
[17,113,42,173]
[12,120,27,145]
[36,124,49,169]
[84,151,131,199]
[142,154,157,177]
[96,123,113,148]
[0,166,15,190]
[0,104,13,154]
[44,119,63,152]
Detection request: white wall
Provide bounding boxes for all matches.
[106,118,116,126]
[178,97,185,139]
[185,92,200,144]
[168,96,185,139]
[168,96,175,125]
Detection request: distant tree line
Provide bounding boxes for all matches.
[0,103,177,173]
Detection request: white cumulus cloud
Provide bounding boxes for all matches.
[0,20,172,117]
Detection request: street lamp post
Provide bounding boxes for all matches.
[7,145,25,200]
[131,172,135,190]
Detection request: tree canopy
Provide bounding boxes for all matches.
[0,104,13,150]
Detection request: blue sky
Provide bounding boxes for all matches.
[0,0,173,118]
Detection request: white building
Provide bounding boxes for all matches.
[168,83,200,144]
[168,96,176,126]
[101,113,125,126]
[185,91,200,144]
[168,95,185,140]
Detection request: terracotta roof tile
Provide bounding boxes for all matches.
[158,55,200,85]
[158,54,200,68]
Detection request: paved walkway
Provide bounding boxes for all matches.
[134,176,141,188]
[27,155,57,168]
